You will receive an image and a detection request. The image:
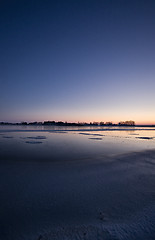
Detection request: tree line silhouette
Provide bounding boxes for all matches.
[0,120,135,126]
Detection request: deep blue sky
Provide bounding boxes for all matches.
[0,0,155,124]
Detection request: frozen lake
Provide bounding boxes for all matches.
[0,125,155,240]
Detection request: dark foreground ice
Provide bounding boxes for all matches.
[0,127,155,240]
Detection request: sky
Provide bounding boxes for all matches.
[0,0,155,124]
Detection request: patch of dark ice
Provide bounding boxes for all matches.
[136,137,154,140]
[25,141,43,144]
[2,136,13,138]
[89,137,102,140]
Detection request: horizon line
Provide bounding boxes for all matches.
[0,120,155,127]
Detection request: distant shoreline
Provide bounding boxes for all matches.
[0,122,155,127]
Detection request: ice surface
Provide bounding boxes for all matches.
[0,126,155,240]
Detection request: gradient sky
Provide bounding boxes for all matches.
[0,0,155,124]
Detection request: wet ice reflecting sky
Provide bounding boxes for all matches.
[0,125,155,163]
